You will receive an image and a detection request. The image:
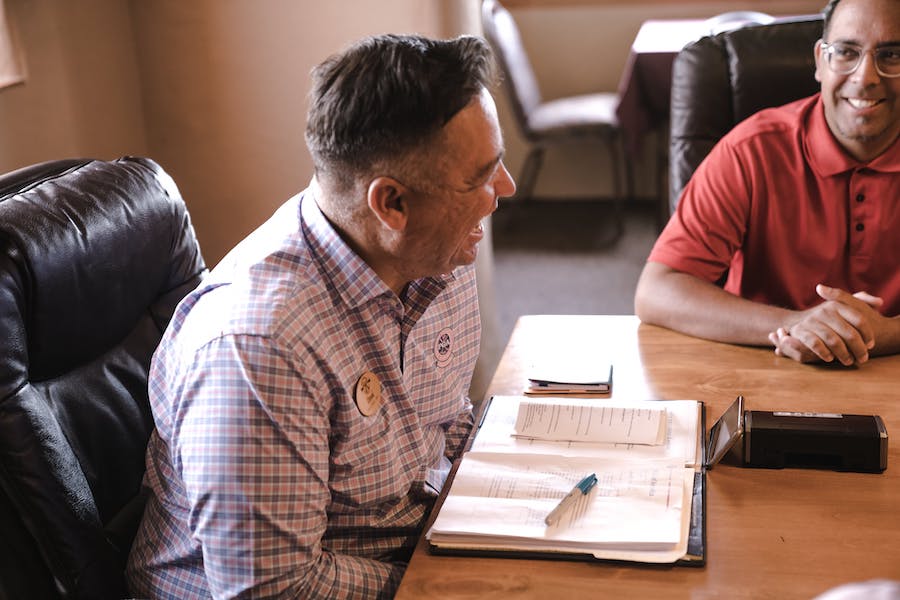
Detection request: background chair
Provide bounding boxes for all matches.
[0,157,206,599]
[481,0,629,237]
[668,15,824,215]
[703,11,774,36]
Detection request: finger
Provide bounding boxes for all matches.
[816,283,853,303]
[788,320,840,363]
[817,285,878,346]
[768,332,785,356]
[852,291,884,309]
[791,320,866,365]
[772,334,820,364]
[768,327,788,346]
[831,302,876,351]
[769,328,819,363]
[811,288,876,352]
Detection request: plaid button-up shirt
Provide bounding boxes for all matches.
[127,190,478,599]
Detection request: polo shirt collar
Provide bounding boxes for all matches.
[299,185,454,310]
[805,94,900,176]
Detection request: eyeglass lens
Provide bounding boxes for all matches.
[824,41,900,77]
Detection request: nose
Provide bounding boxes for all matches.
[495,161,516,199]
[851,50,882,84]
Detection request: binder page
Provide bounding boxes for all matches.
[474,396,701,467]
[428,452,690,556]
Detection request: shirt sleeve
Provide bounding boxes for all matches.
[649,134,752,284]
[173,333,403,600]
[442,396,474,462]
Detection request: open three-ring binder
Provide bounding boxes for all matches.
[426,395,707,566]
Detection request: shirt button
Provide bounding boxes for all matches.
[856,193,865,202]
[856,223,865,232]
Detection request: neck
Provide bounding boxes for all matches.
[311,178,411,296]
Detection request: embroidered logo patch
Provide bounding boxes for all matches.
[433,327,453,368]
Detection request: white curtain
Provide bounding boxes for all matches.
[0,0,25,89]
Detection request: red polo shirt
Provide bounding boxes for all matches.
[650,94,900,314]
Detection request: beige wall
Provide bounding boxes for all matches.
[0,1,147,171]
[126,0,466,263]
[0,0,469,263]
[0,0,826,261]
[0,0,825,263]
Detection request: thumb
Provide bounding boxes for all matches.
[853,291,884,309]
[815,283,844,301]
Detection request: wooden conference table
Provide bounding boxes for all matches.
[396,315,900,599]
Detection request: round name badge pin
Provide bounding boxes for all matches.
[354,370,383,417]
[433,327,453,368]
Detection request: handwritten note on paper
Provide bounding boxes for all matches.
[514,401,667,445]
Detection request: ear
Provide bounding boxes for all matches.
[366,176,411,231]
[813,39,824,83]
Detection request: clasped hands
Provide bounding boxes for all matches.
[768,284,886,366]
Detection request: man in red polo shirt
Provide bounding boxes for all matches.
[635,0,900,365]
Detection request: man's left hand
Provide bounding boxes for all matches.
[768,284,884,365]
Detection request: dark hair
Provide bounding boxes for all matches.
[822,0,842,38]
[305,34,497,192]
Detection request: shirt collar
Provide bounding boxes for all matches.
[299,186,455,310]
[805,94,900,176]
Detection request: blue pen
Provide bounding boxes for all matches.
[544,473,598,526]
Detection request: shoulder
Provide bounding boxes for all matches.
[171,197,328,350]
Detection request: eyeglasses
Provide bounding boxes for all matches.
[820,41,900,78]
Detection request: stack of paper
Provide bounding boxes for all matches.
[428,454,693,562]
[427,396,705,565]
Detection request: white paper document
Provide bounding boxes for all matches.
[475,396,701,467]
[427,395,705,564]
[427,452,693,562]
[514,401,667,445]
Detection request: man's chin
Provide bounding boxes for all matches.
[454,246,479,267]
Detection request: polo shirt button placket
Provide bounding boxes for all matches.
[849,167,869,246]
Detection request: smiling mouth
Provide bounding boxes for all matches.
[846,97,881,109]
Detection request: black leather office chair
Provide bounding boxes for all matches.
[668,15,824,215]
[0,157,206,599]
[481,0,629,231]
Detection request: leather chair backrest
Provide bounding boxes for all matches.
[669,15,824,213]
[0,157,206,599]
[481,0,543,140]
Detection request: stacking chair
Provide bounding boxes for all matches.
[668,15,824,214]
[0,157,206,598]
[481,0,629,236]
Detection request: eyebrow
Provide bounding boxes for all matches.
[464,151,505,187]
[830,37,900,48]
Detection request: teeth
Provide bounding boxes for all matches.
[848,98,878,108]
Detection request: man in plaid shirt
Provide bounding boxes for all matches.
[127,34,515,599]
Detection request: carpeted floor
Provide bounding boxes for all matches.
[490,198,659,346]
[466,198,659,401]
